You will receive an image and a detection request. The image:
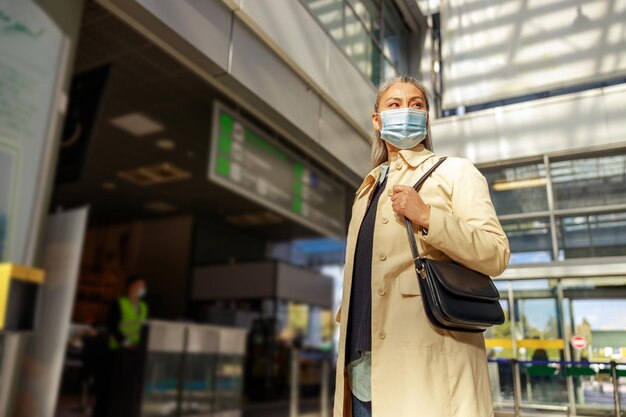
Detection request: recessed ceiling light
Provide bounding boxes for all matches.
[226,211,284,227]
[144,201,176,213]
[101,181,117,190]
[110,112,165,136]
[156,138,176,150]
[117,162,192,186]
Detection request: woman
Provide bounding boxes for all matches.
[333,76,510,417]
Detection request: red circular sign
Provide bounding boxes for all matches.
[571,336,587,350]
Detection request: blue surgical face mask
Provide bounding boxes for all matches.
[378,108,428,150]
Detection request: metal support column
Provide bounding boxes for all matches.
[508,281,522,417]
[557,280,577,415]
[290,347,299,417]
[512,359,522,417]
[321,354,330,417]
[611,361,622,417]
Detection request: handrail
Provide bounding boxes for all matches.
[487,358,623,417]
[488,358,626,366]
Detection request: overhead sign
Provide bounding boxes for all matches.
[570,335,587,350]
[208,102,346,238]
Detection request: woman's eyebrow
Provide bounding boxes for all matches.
[385,95,424,102]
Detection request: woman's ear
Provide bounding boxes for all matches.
[371,112,381,131]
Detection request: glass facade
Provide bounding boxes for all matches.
[480,149,626,264]
[482,150,626,414]
[303,0,410,84]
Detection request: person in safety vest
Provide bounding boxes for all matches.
[94,275,149,417]
[108,275,148,350]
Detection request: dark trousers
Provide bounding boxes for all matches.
[93,349,144,417]
[351,393,372,417]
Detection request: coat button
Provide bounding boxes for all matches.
[395,161,403,170]
[378,253,387,261]
[377,288,386,296]
[387,188,393,197]
[378,331,386,339]
[381,217,389,224]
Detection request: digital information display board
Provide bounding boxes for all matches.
[208,102,346,239]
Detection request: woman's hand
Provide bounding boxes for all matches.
[391,186,430,229]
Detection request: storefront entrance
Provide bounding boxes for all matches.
[487,267,626,416]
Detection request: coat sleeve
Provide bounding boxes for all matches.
[421,159,510,277]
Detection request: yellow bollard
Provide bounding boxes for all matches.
[0,263,45,332]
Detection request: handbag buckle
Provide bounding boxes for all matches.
[418,267,427,279]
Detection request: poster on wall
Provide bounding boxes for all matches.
[0,0,64,263]
[0,0,62,143]
[0,143,18,262]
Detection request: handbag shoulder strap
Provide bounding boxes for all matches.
[404,157,447,272]
[412,156,447,192]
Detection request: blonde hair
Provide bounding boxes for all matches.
[371,76,434,168]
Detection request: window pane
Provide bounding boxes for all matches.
[502,218,553,264]
[482,162,549,215]
[343,4,373,78]
[304,0,344,41]
[382,55,397,81]
[551,153,626,210]
[304,0,378,82]
[416,0,440,16]
[370,44,382,84]
[562,277,626,407]
[509,280,563,361]
[557,211,626,259]
[348,0,381,38]
[485,299,512,358]
[382,0,408,74]
[562,277,626,362]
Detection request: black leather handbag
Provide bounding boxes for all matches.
[404,157,505,333]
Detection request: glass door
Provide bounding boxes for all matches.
[511,280,568,407]
[561,277,626,416]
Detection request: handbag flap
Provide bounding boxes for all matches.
[426,260,500,301]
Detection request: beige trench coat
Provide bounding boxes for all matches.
[333,145,510,417]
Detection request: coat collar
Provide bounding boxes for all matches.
[397,144,435,169]
[355,144,435,198]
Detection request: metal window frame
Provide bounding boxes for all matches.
[299,0,404,83]
[344,0,398,79]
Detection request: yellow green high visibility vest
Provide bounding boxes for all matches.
[109,297,148,350]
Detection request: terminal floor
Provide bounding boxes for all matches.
[55,395,330,417]
[55,395,615,417]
